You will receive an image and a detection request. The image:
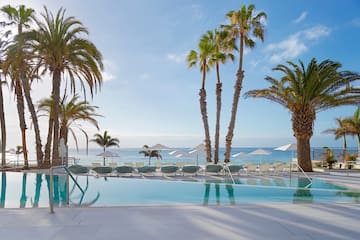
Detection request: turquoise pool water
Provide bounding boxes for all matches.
[0,172,359,208]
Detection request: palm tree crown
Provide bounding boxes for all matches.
[25,7,104,164]
[91,130,120,151]
[245,58,360,171]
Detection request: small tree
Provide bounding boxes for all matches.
[91,131,119,166]
[139,145,162,165]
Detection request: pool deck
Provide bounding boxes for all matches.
[1,203,360,240]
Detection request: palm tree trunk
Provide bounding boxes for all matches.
[0,83,6,167]
[292,108,315,172]
[52,70,61,165]
[214,63,222,164]
[200,61,211,162]
[43,116,54,168]
[15,80,28,168]
[21,77,43,167]
[200,88,212,162]
[343,135,347,162]
[224,33,244,163]
[296,137,312,172]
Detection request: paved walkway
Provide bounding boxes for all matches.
[1,203,360,240]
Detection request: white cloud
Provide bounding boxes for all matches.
[266,25,331,64]
[102,59,116,82]
[167,53,187,64]
[302,25,330,40]
[293,11,308,24]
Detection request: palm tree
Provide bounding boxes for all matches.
[245,58,360,171]
[139,145,162,165]
[91,131,119,166]
[187,33,215,162]
[204,29,236,164]
[0,30,10,167]
[222,4,267,163]
[344,108,360,156]
[1,4,36,168]
[323,118,351,161]
[38,94,101,156]
[27,7,103,165]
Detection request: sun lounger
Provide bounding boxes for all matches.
[225,165,243,175]
[137,166,156,175]
[205,164,223,175]
[115,166,134,175]
[68,165,89,174]
[182,165,200,176]
[92,166,113,174]
[155,162,162,169]
[161,165,179,176]
[135,162,144,168]
[91,162,101,167]
[109,162,118,168]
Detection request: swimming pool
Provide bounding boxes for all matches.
[0,172,359,208]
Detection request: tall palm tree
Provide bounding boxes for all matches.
[187,33,215,162]
[28,7,103,165]
[222,4,267,163]
[1,4,36,168]
[38,94,101,155]
[91,131,119,166]
[204,29,236,164]
[0,30,10,167]
[344,108,360,156]
[245,58,360,171]
[323,118,351,161]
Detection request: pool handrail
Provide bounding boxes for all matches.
[49,165,84,214]
[223,163,235,185]
[290,162,312,188]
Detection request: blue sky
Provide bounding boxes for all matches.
[1,0,360,150]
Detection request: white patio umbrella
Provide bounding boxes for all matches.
[97,150,119,166]
[274,143,299,176]
[274,143,297,151]
[248,148,272,165]
[189,143,205,166]
[274,143,297,162]
[232,152,247,158]
[149,144,171,150]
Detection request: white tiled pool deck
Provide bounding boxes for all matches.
[1,203,360,240]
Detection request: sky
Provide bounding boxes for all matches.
[1,0,360,152]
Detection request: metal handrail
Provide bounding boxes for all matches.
[49,165,84,213]
[223,163,235,185]
[290,162,312,188]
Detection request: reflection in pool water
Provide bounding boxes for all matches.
[0,172,359,208]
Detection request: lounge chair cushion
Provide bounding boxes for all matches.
[227,165,243,173]
[182,165,200,173]
[206,164,223,173]
[137,166,157,173]
[68,165,89,174]
[92,166,113,174]
[161,165,179,173]
[115,166,134,174]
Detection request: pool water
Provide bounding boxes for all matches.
[0,172,359,208]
